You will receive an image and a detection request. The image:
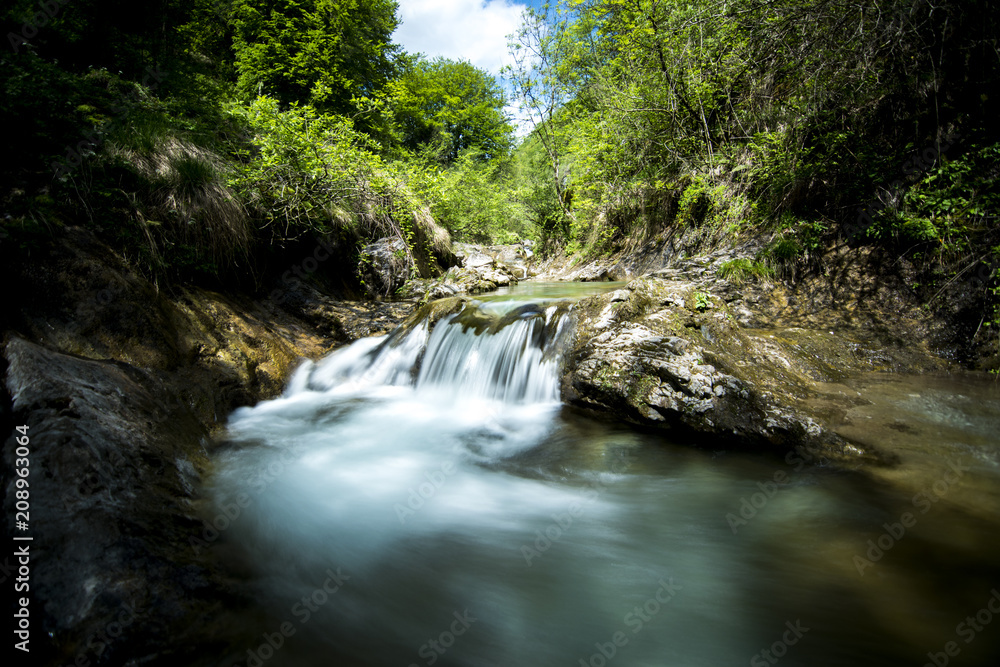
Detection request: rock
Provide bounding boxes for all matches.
[358,237,412,297]
[276,280,415,341]
[454,242,532,281]
[411,207,459,274]
[0,226,419,664]
[3,231,414,427]
[488,244,534,280]
[455,243,495,269]
[2,337,238,665]
[355,210,458,299]
[398,242,535,301]
[564,275,945,463]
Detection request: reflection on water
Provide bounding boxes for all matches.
[206,295,1000,667]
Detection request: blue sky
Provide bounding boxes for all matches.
[392,0,545,75]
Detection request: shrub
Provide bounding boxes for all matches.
[717,258,775,284]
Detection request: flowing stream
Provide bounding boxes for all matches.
[207,284,1000,667]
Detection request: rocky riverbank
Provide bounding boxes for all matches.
[563,272,950,465]
[1,225,992,664]
[1,227,417,665]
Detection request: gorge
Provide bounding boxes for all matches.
[3,0,1000,665]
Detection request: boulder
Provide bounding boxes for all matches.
[357,210,459,299]
[358,237,412,298]
[399,242,535,300]
[564,274,947,463]
[3,338,238,665]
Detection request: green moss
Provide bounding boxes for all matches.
[612,278,658,320]
[626,371,657,404]
[594,363,623,392]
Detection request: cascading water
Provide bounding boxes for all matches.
[295,300,572,404]
[416,304,568,404]
[207,290,1000,667]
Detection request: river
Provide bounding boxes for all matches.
[205,283,1000,667]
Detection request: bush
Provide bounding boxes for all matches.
[227,96,417,250]
[401,149,532,244]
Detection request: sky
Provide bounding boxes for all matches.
[392,0,545,133]
[392,0,543,75]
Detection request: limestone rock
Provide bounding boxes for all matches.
[398,241,536,300]
[564,275,942,463]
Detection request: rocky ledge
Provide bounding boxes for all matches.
[564,271,950,464]
[399,242,536,300]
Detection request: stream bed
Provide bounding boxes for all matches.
[206,285,1000,667]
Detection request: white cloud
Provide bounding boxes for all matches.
[393,0,527,75]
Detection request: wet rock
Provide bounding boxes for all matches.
[2,337,238,665]
[564,275,945,463]
[359,237,413,297]
[356,210,459,299]
[4,227,417,427]
[276,281,415,341]
[0,226,419,664]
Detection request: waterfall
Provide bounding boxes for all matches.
[288,300,573,405]
[205,288,1000,667]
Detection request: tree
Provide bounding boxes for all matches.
[230,0,400,124]
[389,57,513,163]
[513,135,566,241]
[505,4,575,223]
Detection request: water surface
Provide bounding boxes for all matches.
[206,290,1000,667]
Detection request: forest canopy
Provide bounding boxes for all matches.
[1,0,998,326]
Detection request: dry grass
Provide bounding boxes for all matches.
[106,137,252,270]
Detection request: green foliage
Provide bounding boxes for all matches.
[504,3,585,241]
[502,0,1000,271]
[512,135,568,246]
[874,143,1000,253]
[5,0,999,316]
[230,0,400,128]
[677,177,714,227]
[717,259,775,285]
[402,150,529,244]
[388,57,513,163]
[693,292,711,312]
[228,96,413,246]
[3,0,196,77]
[761,234,804,280]
[170,155,221,198]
